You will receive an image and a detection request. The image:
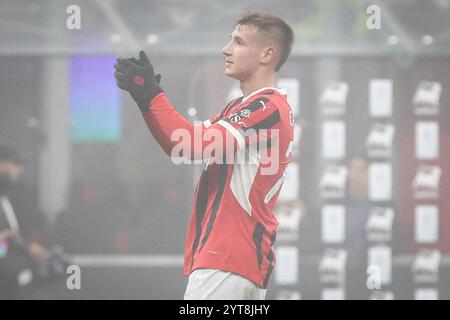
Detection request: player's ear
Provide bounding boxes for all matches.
[261,46,276,66]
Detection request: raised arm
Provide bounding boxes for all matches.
[114,51,279,163]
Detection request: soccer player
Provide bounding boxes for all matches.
[114,11,294,300]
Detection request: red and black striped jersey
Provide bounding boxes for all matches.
[144,87,294,288]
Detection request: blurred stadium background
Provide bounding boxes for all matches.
[0,0,449,299]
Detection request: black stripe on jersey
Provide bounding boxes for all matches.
[199,160,228,250]
[255,138,274,154]
[224,97,270,123]
[241,97,270,113]
[219,96,244,120]
[252,223,266,270]
[245,109,280,132]
[224,98,280,133]
[190,169,209,268]
[217,100,234,121]
[262,231,277,289]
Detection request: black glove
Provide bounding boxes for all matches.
[114,50,163,112]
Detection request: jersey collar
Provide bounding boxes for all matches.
[241,87,287,103]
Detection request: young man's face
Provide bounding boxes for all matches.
[222,24,265,81]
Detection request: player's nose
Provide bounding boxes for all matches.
[222,41,232,56]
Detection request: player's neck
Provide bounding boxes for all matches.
[240,71,276,98]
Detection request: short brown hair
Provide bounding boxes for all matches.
[234,11,294,72]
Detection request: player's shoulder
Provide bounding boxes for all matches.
[248,88,288,106]
[244,88,291,115]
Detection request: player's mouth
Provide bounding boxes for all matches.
[225,60,233,66]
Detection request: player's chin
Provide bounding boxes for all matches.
[224,67,239,79]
